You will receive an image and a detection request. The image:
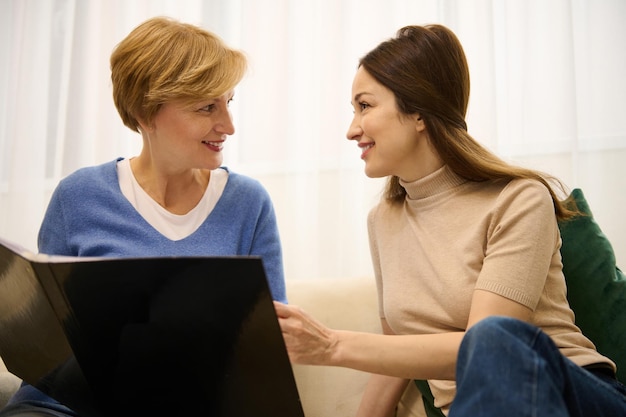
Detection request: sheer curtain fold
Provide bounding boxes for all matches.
[1,0,624,278]
[1,1,57,247]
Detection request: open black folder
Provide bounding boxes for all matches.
[0,237,304,417]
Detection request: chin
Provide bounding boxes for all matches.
[205,158,224,170]
[364,165,388,179]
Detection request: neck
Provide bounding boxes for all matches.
[129,156,211,214]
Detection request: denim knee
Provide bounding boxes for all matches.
[457,316,560,379]
[0,403,74,417]
[453,316,626,417]
[464,315,540,348]
[461,316,540,357]
[452,316,570,417]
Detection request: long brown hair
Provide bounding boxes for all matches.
[359,25,576,220]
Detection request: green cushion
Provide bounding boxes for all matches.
[559,188,626,382]
[413,379,445,417]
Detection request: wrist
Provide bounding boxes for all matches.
[327,329,349,367]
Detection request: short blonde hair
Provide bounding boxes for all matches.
[110,16,247,132]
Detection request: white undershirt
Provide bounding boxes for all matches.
[117,158,228,241]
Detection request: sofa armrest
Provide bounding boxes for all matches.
[286,278,424,417]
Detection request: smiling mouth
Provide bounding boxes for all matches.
[202,140,224,151]
[359,142,374,159]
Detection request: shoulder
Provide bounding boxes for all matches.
[366,198,398,236]
[367,193,403,221]
[367,199,382,223]
[484,178,558,240]
[496,178,554,214]
[48,159,123,209]
[223,168,271,198]
[56,159,120,190]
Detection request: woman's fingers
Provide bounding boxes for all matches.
[273,301,336,365]
[273,300,294,318]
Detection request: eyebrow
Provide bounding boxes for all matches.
[352,92,371,103]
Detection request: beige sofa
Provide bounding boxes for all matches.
[288,278,424,417]
[0,278,425,416]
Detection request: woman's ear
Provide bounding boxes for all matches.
[136,116,154,133]
[415,114,426,133]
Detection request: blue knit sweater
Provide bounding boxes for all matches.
[38,158,287,302]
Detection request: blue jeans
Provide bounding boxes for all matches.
[450,316,626,417]
[0,384,77,417]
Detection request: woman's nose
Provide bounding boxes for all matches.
[217,109,236,135]
[346,117,362,141]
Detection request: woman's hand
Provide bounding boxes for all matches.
[273,301,338,365]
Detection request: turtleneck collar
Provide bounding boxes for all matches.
[399,165,468,200]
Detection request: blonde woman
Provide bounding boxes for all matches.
[2,17,286,417]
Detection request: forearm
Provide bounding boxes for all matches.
[275,302,464,380]
[330,330,464,381]
[356,374,410,417]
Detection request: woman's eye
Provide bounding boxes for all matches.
[358,102,370,111]
[200,104,215,112]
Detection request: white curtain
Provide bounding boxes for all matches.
[1,0,625,280]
